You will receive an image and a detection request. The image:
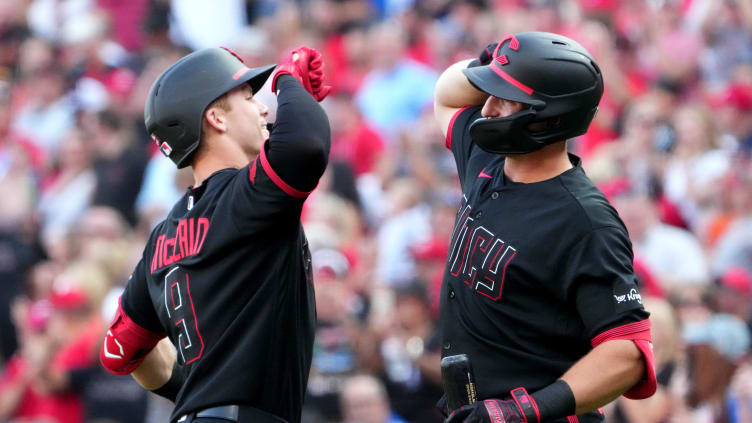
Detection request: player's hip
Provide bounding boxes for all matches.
[176,405,289,423]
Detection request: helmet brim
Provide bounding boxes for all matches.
[238,64,276,95]
[462,65,545,108]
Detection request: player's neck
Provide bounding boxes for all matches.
[191,137,253,187]
[503,141,572,183]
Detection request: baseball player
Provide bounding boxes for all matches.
[433,32,657,423]
[99,46,331,423]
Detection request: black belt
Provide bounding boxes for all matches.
[178,405,288,423]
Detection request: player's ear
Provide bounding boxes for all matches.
[204,106,227,133]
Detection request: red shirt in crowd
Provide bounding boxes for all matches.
[0,319,101,423]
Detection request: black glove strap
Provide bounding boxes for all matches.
[530,380,576,422]
[510,388,540,423]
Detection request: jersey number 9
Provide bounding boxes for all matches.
[164,266,205,365]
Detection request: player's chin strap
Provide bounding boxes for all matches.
[468,109,547,155]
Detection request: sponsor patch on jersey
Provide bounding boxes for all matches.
[613,286,643,313]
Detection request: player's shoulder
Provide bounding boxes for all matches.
[454,106,482,135]
[557,155,626,233]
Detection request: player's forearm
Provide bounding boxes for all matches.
[560,339,645,415]
[268,75,331,192]
[131,338,176,390]
[434,59,489,110]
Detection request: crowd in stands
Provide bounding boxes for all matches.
[0,0,750,422]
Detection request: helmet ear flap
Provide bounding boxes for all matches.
[469,109,545,155]
[151,119,195,167]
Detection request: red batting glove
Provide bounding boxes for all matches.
[445,389,540,423]
[271,46,331,102]
[307,52,331,102]
[445,400,528,423]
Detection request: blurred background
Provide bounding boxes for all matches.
[0,0,750,422]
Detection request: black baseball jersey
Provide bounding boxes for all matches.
[121,76,329,423]
[440,107,649,422]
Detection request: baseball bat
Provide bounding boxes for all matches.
[441,354,478,410]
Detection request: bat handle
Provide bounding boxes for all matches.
[441,354,478,410]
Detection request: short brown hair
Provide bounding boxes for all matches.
[201,93,232,136]
[208,93,231,113]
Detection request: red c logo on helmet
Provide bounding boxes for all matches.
[492,34,520,58]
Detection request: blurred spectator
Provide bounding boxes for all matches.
[680,313,750,422]
[37,127,96,250]
[306,248,360,422]
[339,374,407,423]
[641,1,703,87]
[11,65,75,155]
[0,299,83,423]
[25,261,60,302]
[0,261,107,423]
[663,104,730,230]
[72,206,133,286]
[373,281,443,423]
[328,92,385,177]
[355,20,437,143]
[712,82,752,149]
[135,152,193,230]
[88,109,148,226]
[97,0,150,52]
[714,267,752,332]
[712,162,752,276]
[702,161,752,249]
[376,178,431,285]
[59,280,148,423]
[412,197,456,315]
[632,256,665,299]
[0,142,36,226]
[0,224,44,364]
[697,0,752,89]
[168,0,247,50]
[586,97,666,195]
[613,188,710,291]
[727,357,752,423]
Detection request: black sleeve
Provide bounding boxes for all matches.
[265,74,330,192]
[445,106,482,189]
[121,256,164,333]
[563,226,650,340]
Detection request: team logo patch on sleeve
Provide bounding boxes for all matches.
[613,287,643,313]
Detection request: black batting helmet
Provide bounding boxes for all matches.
[462,32,603,154]
[145,47,275,168]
